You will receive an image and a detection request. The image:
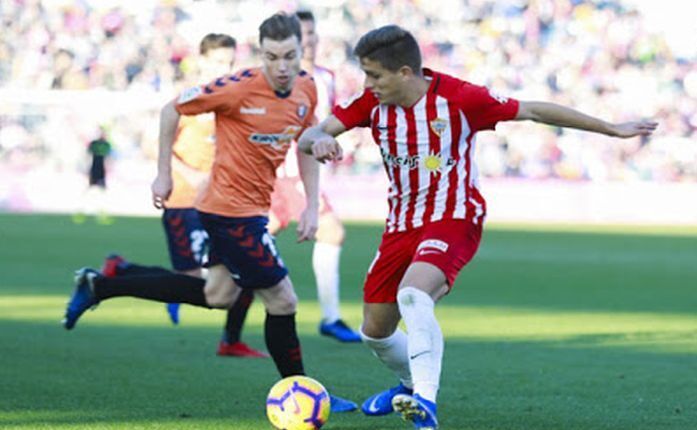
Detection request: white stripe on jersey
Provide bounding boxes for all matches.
[467,134,484,223]
[453,111,471,219]
[411,97,429,229]
[430,96,453,222]
[377,106,398,229]
[394,106,410,232]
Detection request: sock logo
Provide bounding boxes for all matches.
[409,350,430,360]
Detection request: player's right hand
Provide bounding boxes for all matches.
[151,174,173,209]
[311,137,343,163]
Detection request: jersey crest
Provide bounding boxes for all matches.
[429,118,448,137]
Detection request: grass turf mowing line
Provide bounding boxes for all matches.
[0,213,695,429]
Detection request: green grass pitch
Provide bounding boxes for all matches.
[1,213,695,429]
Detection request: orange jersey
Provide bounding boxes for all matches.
[166,114,216,208]
[174,67,317,217]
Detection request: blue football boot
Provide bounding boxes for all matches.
[392,393,438,429]
[166,303,180,325]
[62,268,100,330]
[361,383,413,416]
[329,394,358,413]
[319,319,362,343]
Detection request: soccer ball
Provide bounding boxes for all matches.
[266,375,331,430]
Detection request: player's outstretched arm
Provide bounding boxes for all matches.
[514,101,658,138]
[151,99,181,209]
[298,115,347,162]
[296,149,320,243]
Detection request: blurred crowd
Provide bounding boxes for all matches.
[1,0,696,183]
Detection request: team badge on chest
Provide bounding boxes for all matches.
[297,104,308,119]
[429,118,448,137]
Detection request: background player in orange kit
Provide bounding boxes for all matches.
[299,24,657,429]
[63,13,357,412]
[99,33,268,358]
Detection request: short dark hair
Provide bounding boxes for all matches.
[199,33,237,55]
[258,13,302,45]
[295,10,315,23]
[354,25,421,73]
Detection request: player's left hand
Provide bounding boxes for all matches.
[297,207,319,242]
[610,120,658,138]
[151,173,173,209]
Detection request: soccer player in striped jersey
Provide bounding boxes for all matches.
[63,13,356,412]
[299,25,657,429]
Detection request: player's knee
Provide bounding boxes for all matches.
[317,214,345,245]
[205,289,236,308]
[265,285,298,315]
[269,291,298,314]
[360,320,395,339]
[204,280,239,309]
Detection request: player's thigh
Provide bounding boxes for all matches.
[254,276,298,315]
[363,229,420,304]
[162,208,208,272]
[204,264,240,308]
[361,302,401,338]
[315,207,344,245]
[399,262,449,301]
[409,219,483,297]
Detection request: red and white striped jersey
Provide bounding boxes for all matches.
[333,69,519,232]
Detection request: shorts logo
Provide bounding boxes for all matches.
[429,118,448,137]
[178,86,202,104]
[417,239,449,255]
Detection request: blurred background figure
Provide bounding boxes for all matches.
[73,126,112,224]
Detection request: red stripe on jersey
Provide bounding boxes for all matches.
[421,92,441,223]
[403,106,419,230]
[387,106,401,230]
[371,107,382,152]
[445,102,463,216]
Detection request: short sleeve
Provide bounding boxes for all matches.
[175,75,240,117]
[458,83,519,131]
[332,89,379,130]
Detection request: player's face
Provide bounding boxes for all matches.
[198,47,236,82]
[300,19,318,64]
[360,57,407,105]
[261,35,302,92]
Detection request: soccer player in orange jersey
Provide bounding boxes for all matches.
[260,10,361,343]
[99,33,268,358]
[63,13,356,412]
[300,25,656,428]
